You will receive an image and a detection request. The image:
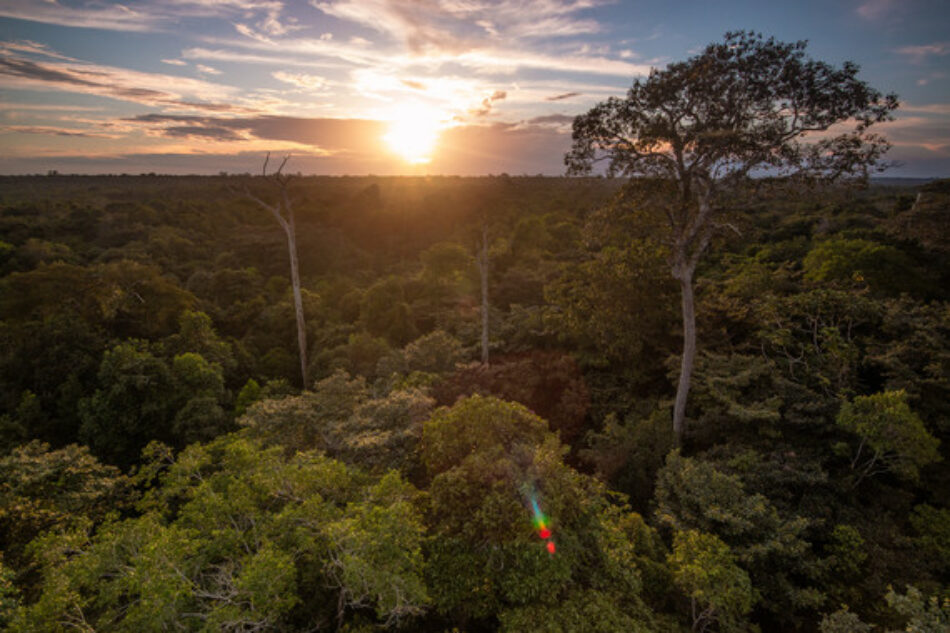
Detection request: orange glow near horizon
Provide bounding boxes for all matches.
[382,104,447,165]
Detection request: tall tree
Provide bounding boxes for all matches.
[566,31,897,440]
[241,154,309,388]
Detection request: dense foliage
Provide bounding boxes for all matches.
[0,171,947,632]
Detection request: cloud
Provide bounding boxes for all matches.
[433,120,573,174]
[449,47,647,77]
[311,0,608,58]
[167,0,284,11]
[546,92,580,101]
[125,113,387,153]
[857,0,896,20]
[0,124,118,138]
[499,78,621,106]
[0,101,103,113]
[199,26,381,67]
[0,40,79,62]
[401,79,427,90]
[313,0,604,50]
[880,118,950,154]
[311,0,464,54]
[195,6,648,80]
[900,102,950,115]
[528,114,575,126]
[258,9,301,36]
[183,47,351,69]
[0,47,245,112]
[874,105,950,160]
[272,70,325,89]
[16,117,574,175]
[162,125,245,141]
[0,56,111,89]
[0,1,159,31]
[916,71,947,86]
[895,42,950,63]
[0,0,305,48]
[467,90,508,117]
[196,64,222,75]
[167,0,296,36]
[162,58,188,66]
[8,112,948,177]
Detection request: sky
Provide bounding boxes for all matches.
[0,0,947,177]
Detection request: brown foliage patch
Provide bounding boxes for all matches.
[431,350,590,444]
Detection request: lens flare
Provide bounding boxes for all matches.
[529,494,555,555]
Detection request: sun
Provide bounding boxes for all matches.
[383,104,445,165]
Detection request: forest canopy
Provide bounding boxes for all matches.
[1,171,946,632]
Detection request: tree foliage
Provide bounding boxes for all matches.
[13,435,429,631]
[835,390,940,485]
[566,30,898,439]
[668,529,754,633]
[421,396,655,630]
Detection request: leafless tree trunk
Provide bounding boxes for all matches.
[240,153,309,388]
[672,267,696,442]
[669,189,715,444]
[477,223,490,365]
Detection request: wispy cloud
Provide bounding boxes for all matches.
[208,28,647,78]
[0,1,160,32]
[468,90,507,117]
[446,47,648,77]
[0,46,246,112]
[527,113,575,126]
[895,42,950,63]
[125,113,387,154]
[196,64,222,75]
[879,115,950,153]
[900,102,950,115]
[167,0,284,11]
[305,0,612,72]
[0,124,119,138]
[183,47,351,69]
[272,70,326,89]
[0,101,104,113]
[0,0,297,39]
[0,40,79,62]
[546,91,580,101]
[856,0,897,20]
[312,0,604,53]
[434,120,572,174]
[916,71,947,87]
[162,58,188,66]
[401,79,427,91]
[161,125,245,141]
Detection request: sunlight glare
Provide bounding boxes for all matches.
[383,104,445,165]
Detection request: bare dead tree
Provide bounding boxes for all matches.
[240,153,309,388]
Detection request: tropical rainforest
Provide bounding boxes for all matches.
[0,170,947,633]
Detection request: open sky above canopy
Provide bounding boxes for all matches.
[0,0,947,176]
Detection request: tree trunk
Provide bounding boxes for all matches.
[239,155,310,390]
[672,266,696,443]
[285,211,309,389]
[478,224,490,365]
